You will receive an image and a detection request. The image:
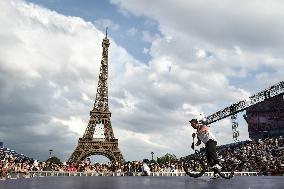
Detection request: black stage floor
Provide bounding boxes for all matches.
[0,176,283,189]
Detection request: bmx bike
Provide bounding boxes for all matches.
[183,137,235,179]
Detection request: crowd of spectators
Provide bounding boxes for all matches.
[199,136,284,175]
[219,137,284,175]
[1,136,284,179]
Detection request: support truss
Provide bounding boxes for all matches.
[204,81,284,125]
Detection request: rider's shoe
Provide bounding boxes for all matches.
[212,164,222,170]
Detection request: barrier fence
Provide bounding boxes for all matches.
[0,171,260,179]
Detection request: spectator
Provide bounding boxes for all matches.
[67,162,77,172]
[142,159,150,176]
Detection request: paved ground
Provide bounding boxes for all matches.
[0,176,283,189]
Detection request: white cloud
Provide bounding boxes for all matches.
[82,92,92,102]
[1,0,284,162]
[110,0,284,152]
[0,0,119,160]
[195,48,206,58]
[52,116,86,135]
[111,0,284,50]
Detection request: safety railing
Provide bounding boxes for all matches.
[0,171,260,179]
[149,172,259,176]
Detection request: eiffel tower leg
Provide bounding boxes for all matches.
[68,145,83,163]
[104,119,114,140]
[113,151,125,163]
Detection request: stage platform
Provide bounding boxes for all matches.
[0,176,283,189]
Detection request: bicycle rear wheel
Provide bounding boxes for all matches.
[183,157,206,178]
[214,160,235,179]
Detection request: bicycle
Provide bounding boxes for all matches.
[183,137,235,179]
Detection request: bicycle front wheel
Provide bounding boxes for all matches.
[183,157,206,178]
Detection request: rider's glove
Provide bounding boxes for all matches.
[195,140,201,146]
[192,133,196,138]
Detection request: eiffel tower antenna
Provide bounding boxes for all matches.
[68,31,124,164]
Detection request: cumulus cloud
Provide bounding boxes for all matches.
[0,0,122,160]
[112,0,284,95]
[111,0,284,49]
[1,0,283,162]
[110,0,284,154]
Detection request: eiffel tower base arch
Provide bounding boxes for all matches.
[68,138,124,164]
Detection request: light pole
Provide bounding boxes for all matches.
[49,149,53,158]
[151,152,154,161]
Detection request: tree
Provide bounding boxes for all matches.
[143,159,150,163]
[156,153,178,164]
[46,156,61,165]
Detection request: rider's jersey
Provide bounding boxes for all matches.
[196,125,217,144]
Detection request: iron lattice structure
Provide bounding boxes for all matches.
[202,81,284,141]
[68,30,124,163]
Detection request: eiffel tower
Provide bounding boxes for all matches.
[68,29,124,163]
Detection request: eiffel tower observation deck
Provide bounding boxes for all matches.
[68,29,124,163]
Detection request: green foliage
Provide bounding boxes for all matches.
[46,156,61,165]
[149,159,156,164]
[143,159,150,163]
[156,153,178,164]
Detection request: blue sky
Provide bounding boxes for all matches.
[26,0,158,63]
[0,0,283,162]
